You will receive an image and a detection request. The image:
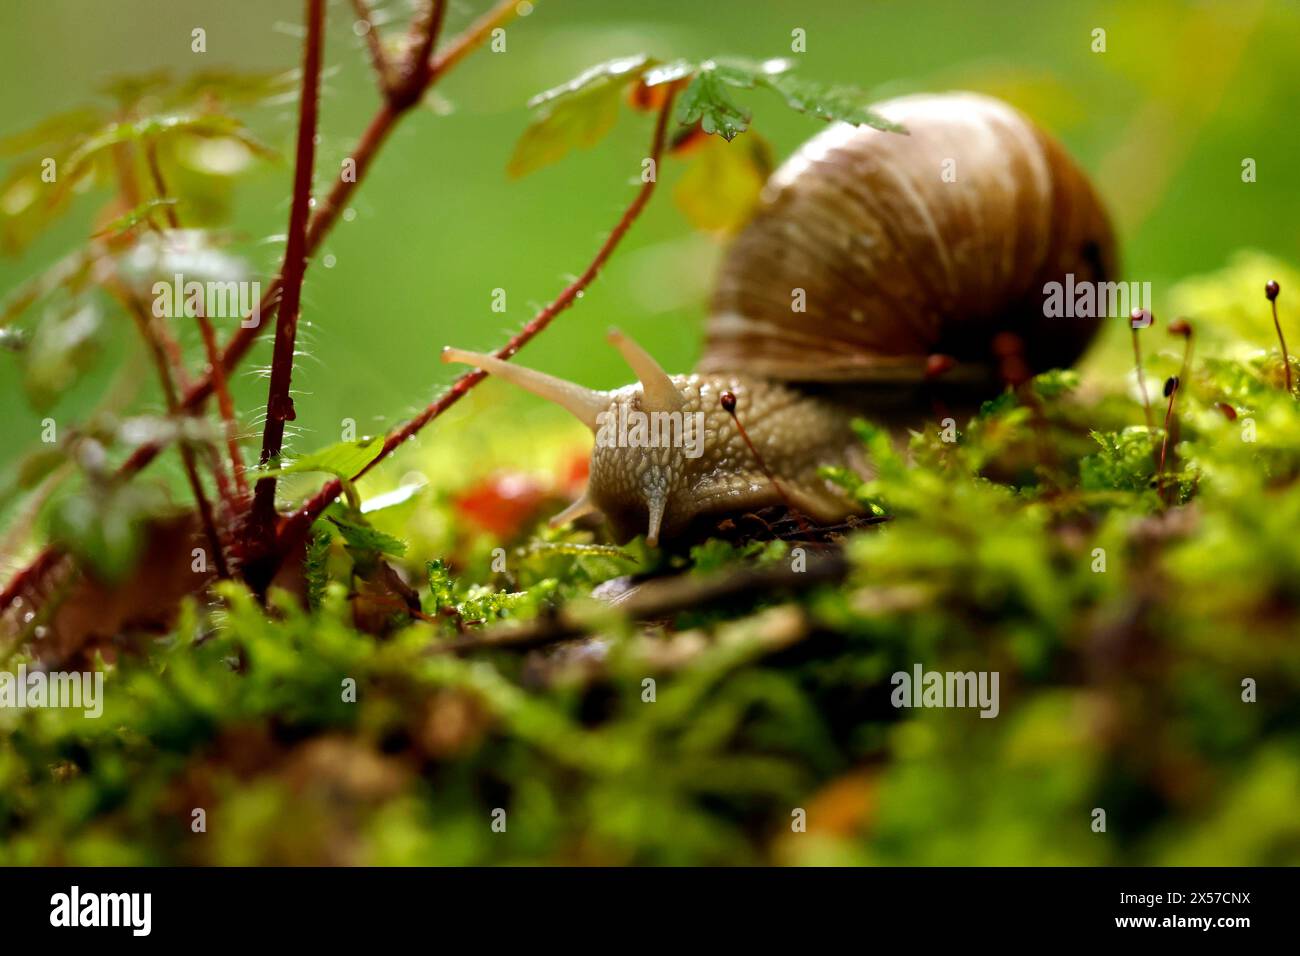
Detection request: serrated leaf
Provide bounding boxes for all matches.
[329,515,407,558]
[256,436,385,482]
[527,54,651,108]
[707,57,794,88]
[760,74,904,131]
[676,71,750,141]
[508,59,648,177]
[673,130,772,234]
[642,59,696,88]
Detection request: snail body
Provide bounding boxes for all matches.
[443,92,1117,546]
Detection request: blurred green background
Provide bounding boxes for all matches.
[1,0,1297,488]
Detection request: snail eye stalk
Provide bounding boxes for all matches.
[441,347,608,430]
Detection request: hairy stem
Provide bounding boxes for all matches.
[349,0,393,92]
[248,0,327,555]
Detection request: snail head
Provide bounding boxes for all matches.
[441,328,704,546]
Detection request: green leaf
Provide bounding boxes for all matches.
[642,59,696,88]
[329,515,406,558]
[508,56,652,177]
[760,74,904,132]
[676,70,750,141]
[93,198,178,238]
[527,54,651,109]
[255,436,385,482]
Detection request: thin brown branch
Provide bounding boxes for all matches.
[144,140,182,229]
[427,0,521,84]
[196,312,248,500]
[124,294,229,578]
[349,0,393,92]
[281,90,677,544]
[392,0,447,106]
[248,0,327,549]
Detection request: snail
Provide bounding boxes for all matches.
[443,92,1117,546]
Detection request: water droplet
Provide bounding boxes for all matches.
[343,207,357,223]
[323,254,337,269]
[352,19,370,37]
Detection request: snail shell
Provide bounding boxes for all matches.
[699,92,1117,386]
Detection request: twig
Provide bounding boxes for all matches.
[281,89,679,543]
[349,0,393,92]
[124,294,229,578]
[144,140,182,229]
[248,0,327,551]
[196,312,248,500]
[393,0,448,106]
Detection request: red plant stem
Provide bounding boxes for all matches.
[248,0,327,548]
[349,0,393,92]
[279,91,678,545]
[141,141,192,399]
[196,312,248,499]
[1,0,528,610]
[398,1,448,104]
[126,296,229,578]
[144,140,182,229]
